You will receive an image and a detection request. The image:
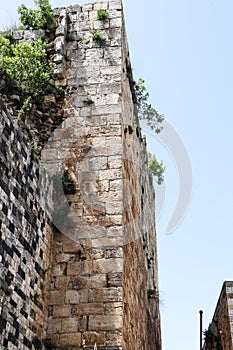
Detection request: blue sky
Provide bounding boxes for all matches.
[1,1,233,350]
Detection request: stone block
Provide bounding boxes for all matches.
[90,237,123,249]
[106,201,123,215]
[104,247,123,258]
[53,305,71,318]
[54,36,65,55]
[104,47,122,59]
[83,331,106,347]
[61,318,78,333]
[82,3,93,11]
[54,276,70,290]
[93,258,122,274]
[81,259,93,274]
[107,156,122,169]
[106,331,122,347]
[98,169,122,181]
[49,291,64,305]
[53,63,65,79]
[94,2,108,10]
[109,1,122,10]
[109,179,123,193]
[89,315,122,331]
[60,332,81,346]
[71,275,88,289]
[110,18,122,28]
[47,318,62,333]
[98,214,122,227]
[65,290,79,304]
[108,273,122,287]
[89,287,123,303]
[72,303,104,316]
[86,48,104,59]
[94,20,110,30]
[88,274,107,288]
[104,302,122,316]
[67,262,82,276]
[80,289,89,303]
[89,157,108,171]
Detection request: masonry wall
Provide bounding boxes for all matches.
[204,281,233,350]
[42,1,161,349]
[0,99,52,350]
[0,1,162,349]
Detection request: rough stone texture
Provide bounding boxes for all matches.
[0,99,52,349]
[204,281,233,350]
[0,1,162,349]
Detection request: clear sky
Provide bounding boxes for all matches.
[1,1,233,350]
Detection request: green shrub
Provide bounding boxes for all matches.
[18,0,54,30]
[97,9,109,20]
[0,38,53,100]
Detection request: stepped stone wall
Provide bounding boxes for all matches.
[0,1,162,349]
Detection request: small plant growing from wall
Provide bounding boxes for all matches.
[92,30,103,41]
[97,9,109,20]
[83,97,94,105]
[147,289,156,298]
[135,78,164,134]
[148,152,165,185]
[18,0,54,30]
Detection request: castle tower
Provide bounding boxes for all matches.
[0,2,161,349]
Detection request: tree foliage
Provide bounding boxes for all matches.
[135,78,164,133]
[18,0,54,30]
[0,37,53,100]
[148,152,165,185]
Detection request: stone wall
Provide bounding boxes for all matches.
[42,1,161,349]
[203,281,233,350]
[0,99,52,349]
[0,1,162,349]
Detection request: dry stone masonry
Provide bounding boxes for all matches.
[0,1,162,349]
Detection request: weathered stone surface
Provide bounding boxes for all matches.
[49,291,64,305]
[89,287,123,303]
[92,258,122,273]
[53,305,71,318]
[107,331,122,347]
[89,315,122,331]
[83,331,106,346]
[72,303,104,315]
[60,332,81,346]
[61,318,78,332]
